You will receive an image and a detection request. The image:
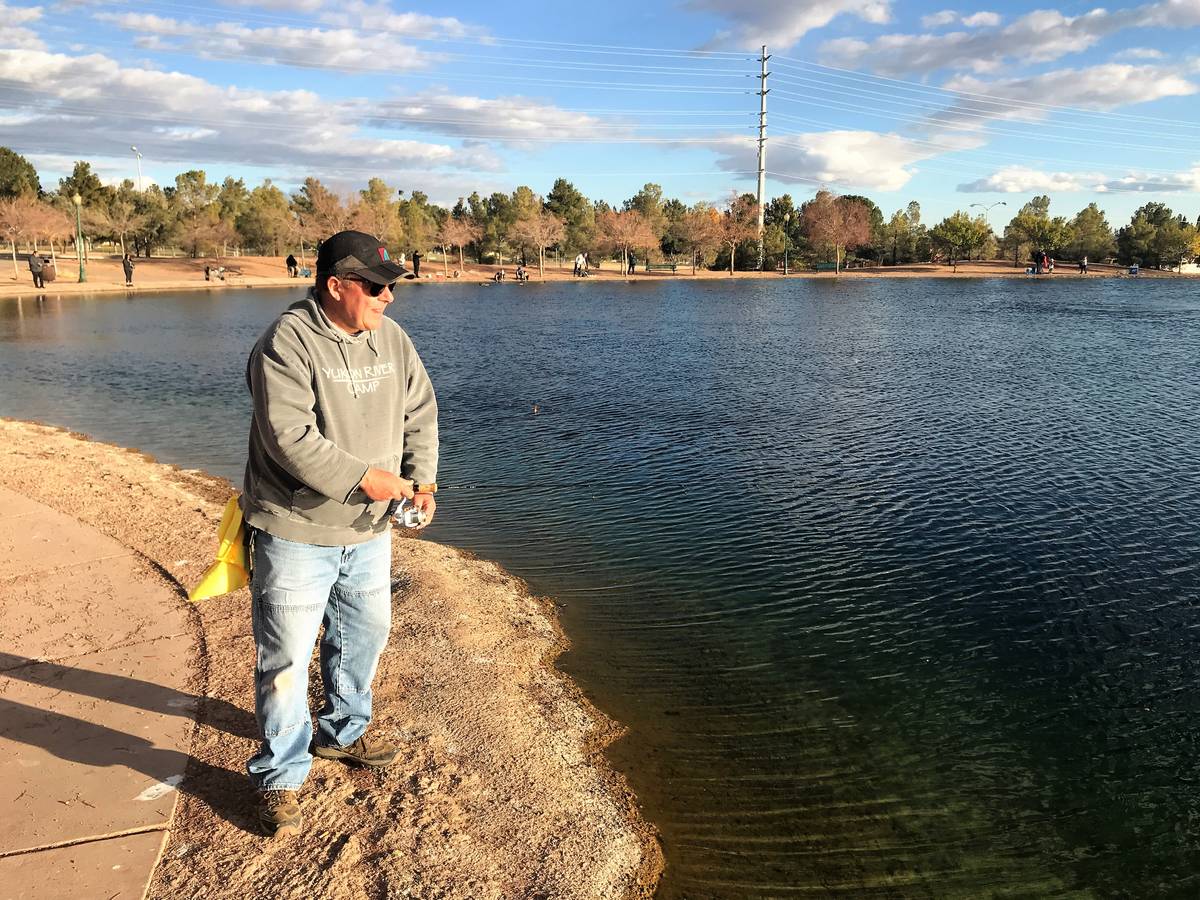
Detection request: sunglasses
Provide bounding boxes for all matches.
[338,275,394,297]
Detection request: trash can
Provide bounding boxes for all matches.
[41,263,57,282]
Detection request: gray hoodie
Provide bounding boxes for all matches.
[241,290,438,546]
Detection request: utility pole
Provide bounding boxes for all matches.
[756,45,770,271]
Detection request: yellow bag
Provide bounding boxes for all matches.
[188,496,249,602]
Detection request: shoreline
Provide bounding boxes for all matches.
[0,419,662,898]
[2,254,1184,300]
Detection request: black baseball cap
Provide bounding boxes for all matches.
[315,230,406,284]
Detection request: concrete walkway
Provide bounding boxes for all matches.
[0,485,196,900]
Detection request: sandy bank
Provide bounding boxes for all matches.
[1,254,1173,300]
[0,419,661,899]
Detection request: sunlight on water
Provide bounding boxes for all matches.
[3,278,1199,897]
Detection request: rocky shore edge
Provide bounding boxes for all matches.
[0,419,662,899]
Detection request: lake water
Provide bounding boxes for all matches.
[3,278,1199,897]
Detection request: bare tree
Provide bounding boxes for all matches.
[717,193,760,276]
[31,203,72,263]
[799,190,872,274]
[437,217,482,272]
[596,209,657,274]
[0,194,40,279]
[676,203,722,274]
[509,210,566,278]
[86,199,146,256]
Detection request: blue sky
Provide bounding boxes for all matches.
[1,0,1198,227]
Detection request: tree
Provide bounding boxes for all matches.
[596,208,658,274]
[291,178,351,241]
[0,147,40,199]
[545,178,594,256]
[353,177,401,245]
[840,194,885,262]
[0,194,41,278]
[237,180,292,256]
[675,203,722,274]
[398,190,438,255]
[131,186,175,258]
[30,201,72,261]
[798,190,871,274]
[86,197,145,256]
[509,210,566,278]
[1153,218,1197,270]
[170,170,221,258]
[58,161,107,207]
[717,193,760,275]
[624,183,667,247]
[1116,213,1157,267]
[660,197,689,258]
[929,211,991,271]
[1003,196,1070,267]
[1067,203,1115,262]
[437,215,482,272]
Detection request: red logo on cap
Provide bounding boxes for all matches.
[378,248,389,262]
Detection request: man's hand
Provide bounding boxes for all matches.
[410,493,436,529]
[359,467,414,502]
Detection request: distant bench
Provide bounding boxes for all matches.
[645,262,679,274]
[812,262,838,273]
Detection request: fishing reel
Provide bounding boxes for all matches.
[389,498,427,529]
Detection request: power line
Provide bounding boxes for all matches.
[769,70,1200,145]
[773,55,1200,132]
[772,89,1199,155]
[770,111,1194,177]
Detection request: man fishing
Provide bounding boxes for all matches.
[240,229,439,837]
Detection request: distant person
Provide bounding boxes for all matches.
[204,265,211,281]
[515,264,527,281]
[28,252,44,289]
[573,253,584,277]
[285,253,298,277]
[627,251,636,275]
[492,268,505,282]
[122,253,135,287]
[411,250,422,277]
[241,230,437,838]
[1080,255,1088,274]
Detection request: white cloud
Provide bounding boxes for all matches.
[373,91,621,145]
[1095,165,1200,193]
[958,166,1100,192]
[0,0,46,49]
[713,129,967,191]
[324,1,486,39]
[1114,47,1165,59]
[961,11,1001,27]
[691,0,892,50]
[921,10,958,27]
[933,64,1198,130]
[821,0,1200,76]
[0,49,502,177]
[220,0,328,11]
[95,12,441,72]
[959,163,1200,193]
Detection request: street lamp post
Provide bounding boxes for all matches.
[969,201,1006,265]
[969,200,1007,231]
[131,146,143,191]
[72,192,86,283]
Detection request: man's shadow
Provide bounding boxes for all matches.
[0,652,260,832]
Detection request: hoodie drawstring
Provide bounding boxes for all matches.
[338,340,357,398]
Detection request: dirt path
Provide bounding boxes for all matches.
[0,420,661,899]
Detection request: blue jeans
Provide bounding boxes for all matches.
[246,528,392,791]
